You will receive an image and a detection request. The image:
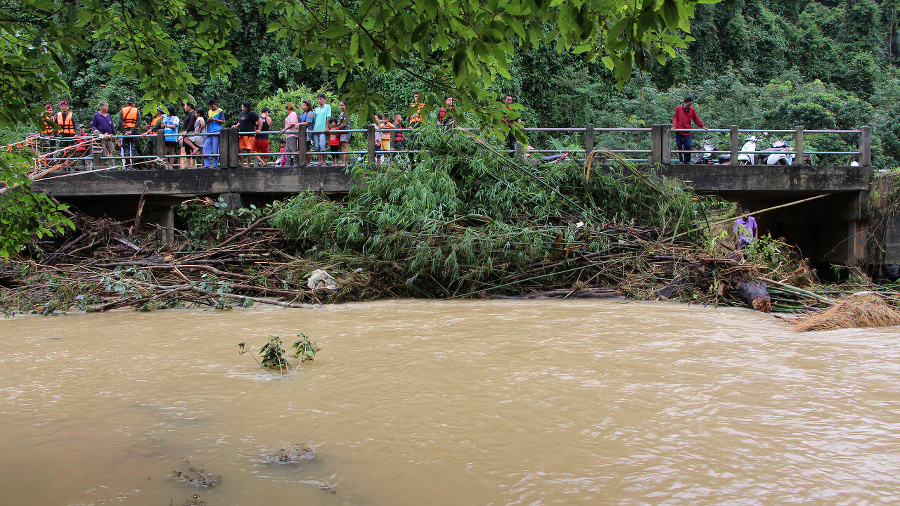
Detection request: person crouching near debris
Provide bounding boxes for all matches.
[734,209,758,250]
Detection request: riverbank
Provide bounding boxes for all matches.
[0,205,841,317]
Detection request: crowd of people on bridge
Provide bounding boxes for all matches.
[35,91,502,169]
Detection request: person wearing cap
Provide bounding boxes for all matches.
[254,107,272,166]
[672,96,707,164]
[204,99,225,167]
[117,97,141,166]
[91,102,116,168]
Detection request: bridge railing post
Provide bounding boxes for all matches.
[650,124,662,164]
[793,125,804,165]
[91,144,102,171]
[860,125,872,166]
[585,123,594,169]
[156,130,165,165]
[730,125,739,164]
[217,128,229,168]
[299,126,308,166]
[661,124,671,164]
[367,124,376,163]
[227,127,240,168]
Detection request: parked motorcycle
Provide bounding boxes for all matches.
[764,140,794,165]
[691,141,717,164]
[716,136,759,165]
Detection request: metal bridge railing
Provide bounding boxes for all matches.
[31,123,873,174]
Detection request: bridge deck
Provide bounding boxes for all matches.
[33,163,873,201]
[659,164,873,200]
[33,165,354,198]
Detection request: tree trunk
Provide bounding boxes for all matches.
[736,280,771,313]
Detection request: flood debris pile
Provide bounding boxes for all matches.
[0,129,886,316]
[789,292,900,331]
[0,208,347,315]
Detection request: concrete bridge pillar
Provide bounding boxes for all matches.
[650,124,671,164]
[860,126,872,166]
[219,192,244,211]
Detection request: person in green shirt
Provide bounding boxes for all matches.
[311,93,331,166]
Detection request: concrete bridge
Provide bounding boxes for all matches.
[30,123,878,266]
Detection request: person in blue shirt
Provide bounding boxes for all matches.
[204,98,225,167]
[311,93,331,166]
[298,99,314,163]
[163,104,180,164]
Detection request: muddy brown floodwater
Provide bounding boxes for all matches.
[1,300,900,504]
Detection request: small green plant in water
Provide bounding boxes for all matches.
[291,332,318,362]
[238,332,319,375]
[258,336,292,372]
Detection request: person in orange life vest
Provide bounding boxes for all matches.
[672,96,707,164]
[55,100,80,159]
[408,92,425,127]
[55,100,79,138]
[39,103,55,154]
[142,105,165,156]
[437,96,454,125]
[116,96,141,164]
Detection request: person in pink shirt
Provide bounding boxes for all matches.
[672,96,707,163]
[281,102,300,167]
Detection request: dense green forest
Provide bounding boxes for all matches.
[22,0,900,168]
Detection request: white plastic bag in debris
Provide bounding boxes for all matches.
[307,269,338,291]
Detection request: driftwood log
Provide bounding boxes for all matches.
[735,279,772,312]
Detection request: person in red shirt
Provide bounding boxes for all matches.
[327,117,341,164]
[672,96,707,163]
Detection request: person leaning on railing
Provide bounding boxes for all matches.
[337,100,350,165]
[185,107,206,168]
[254,107,272,167]
[281,102,300,167]
[90,101,115,169]
[116,97,141,165]
[231,101,261,168]
[55,100,80,157]
[142,106,165,158]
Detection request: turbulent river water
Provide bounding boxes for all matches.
[1,300,899,505]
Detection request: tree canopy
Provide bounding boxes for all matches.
[269,0,717,126]
[0,0,715,257]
